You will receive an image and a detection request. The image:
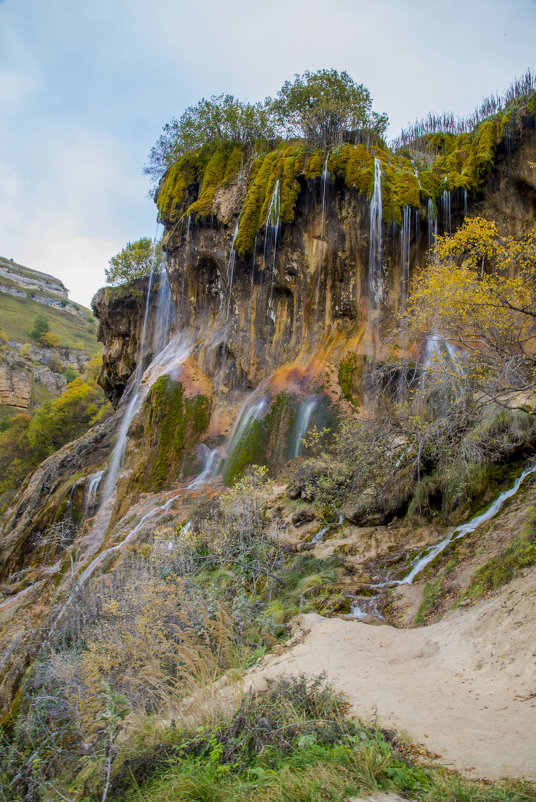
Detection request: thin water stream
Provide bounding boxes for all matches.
[349,462,536,621]
[368,158,383,306]
[292,396,319,459]
[314,154,330,325]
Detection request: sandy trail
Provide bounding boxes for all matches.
[247,568,536,781]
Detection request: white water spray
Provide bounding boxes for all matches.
[368,158,383,306]
[293,396,319,459]
[82,470,104,519]
[398,462,536,585]
[188,445,221,490]
[264,181,280,325]
[401,205,411,308]
[221,393,269,476]
[441,189,451,233]
[314,154,330,323]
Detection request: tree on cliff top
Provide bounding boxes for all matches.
[145,71,388,184]
[271,69,388,148]
[105,238,162,285]
[144,94,274,184]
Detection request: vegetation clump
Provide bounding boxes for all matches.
[0,356,112,512]
[465,508,536,599]
[153,69,536,255]
[144,375,210,490]
[105,237,163,286]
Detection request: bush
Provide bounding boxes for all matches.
[30,313,49,341]
[40,331,61,348]
[145,94,274,184]
[105,238,162,285]
[272,69,388,147]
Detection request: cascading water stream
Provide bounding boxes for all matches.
[400,205,411,309]
[64,496,179,604]
[188,445,221,490]
[314,154,330,325]
[98,263,156,508]
[82,469,104,519]
[398,462,536,585]
[441,189,451,234]
[346,462,536,621]
[220,392,269,477]
[368,158,383,306]
[411,159,421,188]
[292,396,319,459]
[152,266,175,354]
[349,595,385,620]
[310,512,344,545]
[224,222,240,327]
[264,180,280,325]
[427,198,438,252]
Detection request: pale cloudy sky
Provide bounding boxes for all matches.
[0,0,535,307]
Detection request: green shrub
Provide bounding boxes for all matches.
[30,313,49,341]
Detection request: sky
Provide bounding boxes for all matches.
[0,0,535,308]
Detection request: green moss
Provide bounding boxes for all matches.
[233,142,306,255]
[186,147,228,219]
[414,558,458,624]
[338,352,358,405]
[414,576,443,625]
[461,120,497,186]
[465,509,536,599]
[303,148,324,179]
[157,92,533,251]
[145,375,210,491]
[223,146,243,184]
[157,150,201,223]
[221,392,303,486]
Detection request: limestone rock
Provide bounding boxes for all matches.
[0,351,32,407]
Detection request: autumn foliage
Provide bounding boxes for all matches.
[406,217,536,408]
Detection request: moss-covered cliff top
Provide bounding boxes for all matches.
[156,91,536,257]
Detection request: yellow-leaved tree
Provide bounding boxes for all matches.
[406,217,536,411]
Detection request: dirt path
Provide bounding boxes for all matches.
[247,567,536,781]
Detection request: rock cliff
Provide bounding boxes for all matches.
[0,111,535,726]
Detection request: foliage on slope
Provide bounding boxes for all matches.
[0,356,112,512]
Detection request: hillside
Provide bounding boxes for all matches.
[0,256,101,412]
[0,75,536,800]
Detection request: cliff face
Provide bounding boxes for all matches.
[0,350,33,408]
[0,117,535,725]
[94,122,536,414]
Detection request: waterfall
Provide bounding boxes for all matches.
[398,462,536,585]
[264,180,280,325]
[82,469,104,519]
[422,333,458,374]
[464,189,468,218]
[368,158,383,306]
[310,512,343,545]
[76,495,177,589]
[400,205,411,309]
[349,595,385,620]
[314,154,330,324]
[441,189,451,234]
[98,264,156,506]
[152,267,174,354]
[220,392,269,477]
[292,395,319,459]
[188,445,221,490]
[427,198,438,252]
[224,222,239,327]
[411,159,421,188]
